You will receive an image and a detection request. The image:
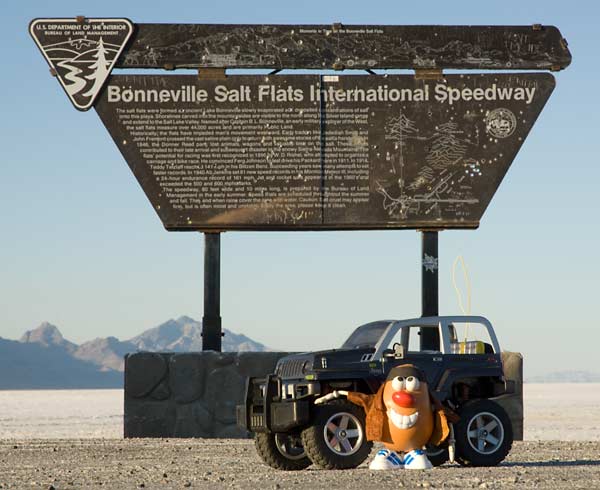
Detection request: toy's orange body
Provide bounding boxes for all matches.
[380,374,435,452]
[347,364,454,451]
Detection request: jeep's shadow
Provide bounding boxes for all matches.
[503,460,600,468]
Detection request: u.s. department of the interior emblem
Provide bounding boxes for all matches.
[30,18,133,111]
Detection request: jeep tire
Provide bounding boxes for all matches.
[301,399,372,470]
[454,399,513,467]
[254,432,312,471]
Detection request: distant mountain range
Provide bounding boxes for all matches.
[0,316,270,389]
[526,371,600,383]
[3,319,599,389]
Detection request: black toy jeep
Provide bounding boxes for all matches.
[237,315,515,470]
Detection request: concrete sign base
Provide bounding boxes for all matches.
[124,351,523,440]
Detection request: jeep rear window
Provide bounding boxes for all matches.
[341,321,390,349]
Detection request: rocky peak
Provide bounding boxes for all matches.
[20,322,77,352]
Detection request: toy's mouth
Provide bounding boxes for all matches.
[388,409,419,430]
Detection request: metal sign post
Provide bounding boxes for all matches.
[202,233,222,351]
[421,231,440,350]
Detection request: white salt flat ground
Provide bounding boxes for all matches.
[0,384,599,440]
[524,383,600,441]
[0,389,123,438]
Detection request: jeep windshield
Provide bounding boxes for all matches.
[340,321,392,349]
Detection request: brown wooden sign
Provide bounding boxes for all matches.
[95,73,555,231]
[118,24,571,71]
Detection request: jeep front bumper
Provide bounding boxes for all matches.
[236,375,311,433]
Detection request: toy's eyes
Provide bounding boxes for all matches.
[405,376,420,392]
[391,376,405,391]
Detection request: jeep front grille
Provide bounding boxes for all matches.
[250,414,264,428]
[276,359,305,379]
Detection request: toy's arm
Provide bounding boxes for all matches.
[314,390,377,410]
[314,390,349,405]
[346,392,377,412]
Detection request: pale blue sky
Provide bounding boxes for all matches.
[1,1,598,376]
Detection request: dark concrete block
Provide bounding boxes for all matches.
[500,351,524,441]
[205,366,246,425]
[173,403,213,437]
[124,351,289,438]
[236,352,295,378]
[150,380,171,401]
[124,399,176,438]
[125,352,168,398]
[169,353,207,404]
[213,421,248,439]
[212,352,237,367]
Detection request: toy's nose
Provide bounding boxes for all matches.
[392,390,414,408]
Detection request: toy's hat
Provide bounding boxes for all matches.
[387,364,426,382]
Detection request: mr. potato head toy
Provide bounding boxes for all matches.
[318,364,457,470]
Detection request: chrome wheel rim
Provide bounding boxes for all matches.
[466,411,504,454]
[323,411,364,456]
[274,434,306,461]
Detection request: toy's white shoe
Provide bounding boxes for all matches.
[403,449,433,470]
[369,449,404,470]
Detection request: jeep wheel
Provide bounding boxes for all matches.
[301,400,372,469]
[254,432,312,471]
[426,444,450,466]
[454,399,513,467]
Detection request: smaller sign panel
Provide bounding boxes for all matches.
[29,18,133,111]
[120,24,572,71]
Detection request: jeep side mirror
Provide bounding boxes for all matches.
[393,343,404,359]
[383,343,404,359]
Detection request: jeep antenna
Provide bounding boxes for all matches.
[452,255,472,341]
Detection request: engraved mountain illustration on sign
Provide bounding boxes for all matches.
[29,18,133,110]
